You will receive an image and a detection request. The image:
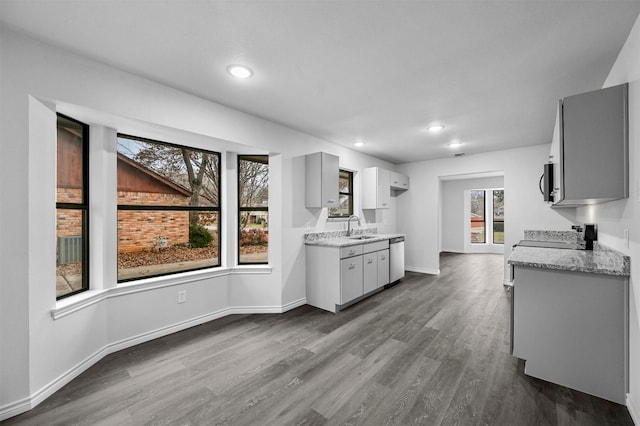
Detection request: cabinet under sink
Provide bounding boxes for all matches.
[306,240,390,313]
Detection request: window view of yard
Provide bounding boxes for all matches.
[56,115,88,298]
[470,188,504,245]
[116,135,222,281]
[239,156,269,264]
[470,190,486,243]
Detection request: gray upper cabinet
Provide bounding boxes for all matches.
[305,152,339,208]
[554,83,628,206]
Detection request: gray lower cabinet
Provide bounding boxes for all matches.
[363,252,378,294]
[512,265,627,404]
[341,256,363,304]
[306,240,390,313]
[377,250,390,287]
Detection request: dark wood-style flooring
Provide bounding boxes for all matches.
[3,253,634,425]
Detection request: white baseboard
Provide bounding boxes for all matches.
[0,298,307,422]
[405,266,440,275]
[628,393,639,426]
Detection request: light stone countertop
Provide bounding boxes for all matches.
[508,242,630,277]
[304,229,405,247]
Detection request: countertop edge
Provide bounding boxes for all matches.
[305,233,405,247]
[508,244,630,277]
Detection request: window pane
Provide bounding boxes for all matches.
[239,211,269,264]
[239,156,268,208]
[328,194,352,217]
[329,169,353,218]
[338,170,351,192]
[117,210,219,281]
[493,189,504,244]
[239,155,268,265]
[117,136,220,207]
[57,115,85,204]
[470,190,486,244]
[56,209,86,298]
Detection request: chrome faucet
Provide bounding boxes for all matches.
[347,215,361,236]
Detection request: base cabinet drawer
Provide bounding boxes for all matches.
[341,256,363,304]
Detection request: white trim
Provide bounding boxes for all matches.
[405,266,440,275]
[1,297,301,422]
[52,265,272,320]
[281,297,307,312]
[628,393,640,426]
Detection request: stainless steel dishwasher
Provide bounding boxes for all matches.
[389,236,405,283]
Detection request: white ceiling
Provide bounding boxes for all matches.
[1,1,639,164]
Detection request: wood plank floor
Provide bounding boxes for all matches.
[4,252,634,425]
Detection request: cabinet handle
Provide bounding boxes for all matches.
[349,263,356,270]
[368,259,373,264]
[349,250,355,255]
[327,199,336,204]
[381,255,386,260]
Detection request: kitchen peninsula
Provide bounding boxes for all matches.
[508,231,630,404]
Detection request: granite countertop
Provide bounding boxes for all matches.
[508,242,630,277]
[304,229,405,247]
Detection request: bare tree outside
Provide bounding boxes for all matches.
[116,136,221,281]
[239,156,269,264]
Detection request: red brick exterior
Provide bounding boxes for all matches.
[117,190,191,253]
[56,188,84,237]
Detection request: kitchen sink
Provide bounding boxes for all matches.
[349,235,376,240]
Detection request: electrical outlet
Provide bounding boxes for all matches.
[177,290,186,304]
[624,229,630,249]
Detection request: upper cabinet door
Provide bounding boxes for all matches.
[362,167,391,209]
[390,171,410,190]
[305,152,339,208]
[555,83,628,206]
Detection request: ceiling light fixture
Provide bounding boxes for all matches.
[448,140,462,148]
[428,124,445,132]
[354,141,365,147]
[227,64,253,79]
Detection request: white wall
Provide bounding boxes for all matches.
[574,13,640,422]
[397,145,576,279]
[0,28,399,418]
[441,176,504,253]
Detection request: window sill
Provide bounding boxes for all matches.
[51,264,272,320]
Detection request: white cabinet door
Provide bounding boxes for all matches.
[390,172,409,190]
[340,256,363,304]
[362,167,391,209]
[305,152,339,208]
[377,249,390,287]
[363,252,378,294]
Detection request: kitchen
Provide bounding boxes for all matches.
[1,1,640,424]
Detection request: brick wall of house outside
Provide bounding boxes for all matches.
[117,191,190,253]
[56,188,83,237]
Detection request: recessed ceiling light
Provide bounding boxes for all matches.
[354,141,365,147]
[448,140,462,148]
[227,64,253,79]
[428,124,445,132]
